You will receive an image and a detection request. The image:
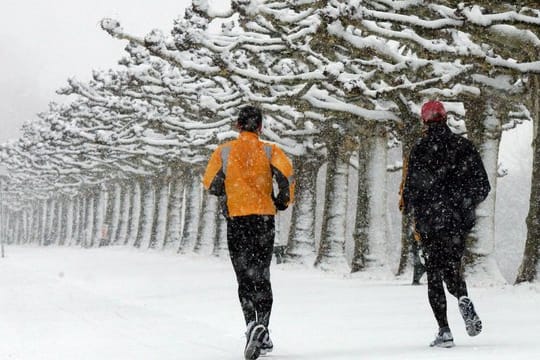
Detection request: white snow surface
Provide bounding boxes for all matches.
[1,246,539,360]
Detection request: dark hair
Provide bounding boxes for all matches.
[237,106,262,132]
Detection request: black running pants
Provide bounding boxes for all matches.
[421,231,468,329]
[227,215,275,327]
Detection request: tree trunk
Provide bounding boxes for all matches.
[108,183,122,246]
[127,180,142,247]
[55,198,65,246]
[75,195,86,246]
[13,212,20,245]
[516,74,540,283]
[465,99,505,283]
[84,194,95,248]
[78,195,88,246]
[195,191,219,255]
[366,134,390,270]
[395,100,423,276]
[151,175,170,249]
[137,178,156,249]
[351,135,372,272]
[46,199,57,246]
[91,188,108,247]
[164,173,184,250]
[315,142,351,272]
[351,132,390,272]
[70,197,80,246]
[30,201,39,244]
[116,182,132,246]
[63,197,74,246]
[178,169,202,253]
[286,158,318,265]
[213,211,228,257]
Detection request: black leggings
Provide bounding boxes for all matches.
[227,215,275,327]
[421,232,468,329]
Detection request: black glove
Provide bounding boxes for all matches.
[272,192,288,211]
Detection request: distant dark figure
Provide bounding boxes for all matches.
[401,100,490,348]
[202,106,294,360]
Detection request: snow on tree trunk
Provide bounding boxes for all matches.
[29,203,38,244]
[70,197,80,247]
[20,210,26,244]
[466,101,505,284]
[39,199,48,246]
[351,135,372,272]
[56,200,64,245]
[351,132,390,273]
[178,170,202,253]
[16,212,22,244]
[136,178,156,249]
[63,197,74,246]
[24,209,31,244]
[19,210,25,244]
[127,180,142,247]
[108,183,122,246]
[91,188,108,247]
[0,207,4,245]
[195,191,219,255]
[151,175,170,249]
[28,208,34,244]
[18,212,24,244]
[516,74,540,283]
[46,199,56,246]
[21,212,27,244]
[365,134,390,272]
[315,145,351,272]
[77,196,84,245]
[77,195,87,246]
[101,187,114,247]
[213,212,228,258]
[84,195,95,248]
[13,213,20,245]
[286,159,318,265]
[116,182,132,246]
[164,173,184,250]
[54,199,64,246]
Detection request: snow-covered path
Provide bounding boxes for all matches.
[1,246,539,360]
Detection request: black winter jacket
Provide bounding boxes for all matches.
[402,123,490,237]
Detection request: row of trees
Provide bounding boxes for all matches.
[1,1,539,283]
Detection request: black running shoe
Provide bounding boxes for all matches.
[459,296,482,336]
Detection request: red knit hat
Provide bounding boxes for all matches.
[421,100,447,123]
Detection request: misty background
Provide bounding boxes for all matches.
[0,0,193,143]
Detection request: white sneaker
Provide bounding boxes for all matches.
[244,322,266,360]
[260,329,273,355]
[430,328,455,348]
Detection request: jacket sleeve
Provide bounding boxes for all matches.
[463,143,491,206]
[270,145,295,210]
[202,147,225,196]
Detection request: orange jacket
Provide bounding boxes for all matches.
[202,131,295,217]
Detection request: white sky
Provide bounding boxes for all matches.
[0,0,197,143]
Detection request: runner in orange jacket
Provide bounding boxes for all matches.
[202,105,294,360]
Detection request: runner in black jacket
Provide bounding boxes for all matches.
[402,100,490,348]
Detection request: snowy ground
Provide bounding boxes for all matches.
[1,246,539,360]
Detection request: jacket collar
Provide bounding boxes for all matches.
[238,131,260,141]
[425,122,451,137]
